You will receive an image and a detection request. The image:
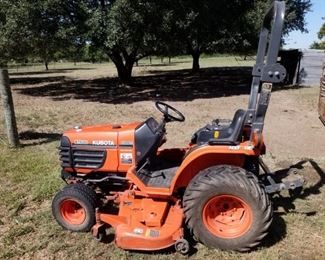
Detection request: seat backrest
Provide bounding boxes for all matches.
[226,109,247,142]
[208,109,247,145]
[134,118,162,169]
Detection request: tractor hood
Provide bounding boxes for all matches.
[63,122,141,147]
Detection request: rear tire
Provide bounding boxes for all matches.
[183,165,272,251]
[52,185,96,232]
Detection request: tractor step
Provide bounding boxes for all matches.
[136,166,178,188]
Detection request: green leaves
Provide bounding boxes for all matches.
[0,0,90,68]
[0,0,313,76]
[310,18,325,50]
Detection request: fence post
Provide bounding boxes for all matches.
[0,69,20,147]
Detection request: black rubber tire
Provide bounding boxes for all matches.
[52,186,96,232]
[183,165,273,252]
[63,183,98,205]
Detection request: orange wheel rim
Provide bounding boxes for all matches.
[202,195,252,238]
[60,199,86,225]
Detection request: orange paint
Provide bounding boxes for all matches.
[60,199,86,225]
[202,195,253,238]
[62,122,139,174]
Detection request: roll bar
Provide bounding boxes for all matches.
[246,1,286,129]
[260,0,286,66]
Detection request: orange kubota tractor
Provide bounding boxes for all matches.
[52,1,303,254]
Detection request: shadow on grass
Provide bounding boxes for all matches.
[260,213,287,249]
[272,159,325,213]
[13,66,310,104]
[136,60,189,67]
[19,130,61,146]
[9,67,94,76]
[10,76,65,85]
[261,159,325,248]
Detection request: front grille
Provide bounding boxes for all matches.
[72,149,106,169]
[59,146,71,167]
[59,136,72,168]
[59,136,106,169]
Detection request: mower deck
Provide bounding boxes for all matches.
[93,195,184,251]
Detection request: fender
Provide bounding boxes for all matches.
[126,141,262,197]
[169,141,260,192]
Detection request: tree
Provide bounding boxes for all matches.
[29,1,63,70]
[87,0,168,83]
[0,0,313,81]
[310,18,325,49]
[0,0,89,70]
[0,1,32,66]
[172,0,257,72]
[29,0,89,70]
[169,0,311,72]
[224,0,311,56]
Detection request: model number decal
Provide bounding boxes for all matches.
[92,140,115,146]
[120,153,133,164]
[74,140,88,145]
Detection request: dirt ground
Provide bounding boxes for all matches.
[0,58,324,259]
[6,59,325,160]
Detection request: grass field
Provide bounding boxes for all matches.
[0,56,324,259]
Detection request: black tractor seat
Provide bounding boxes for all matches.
[192,109,247,145]
[135,117,164,170]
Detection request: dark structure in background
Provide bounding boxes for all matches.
[299,49,325,86]
[278,49,325,86]
[278,49,302,85]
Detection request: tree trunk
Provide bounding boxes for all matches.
[109,50,136,84]
[114,59,134,84]
[0,69,19,147]
[191,51,201,73]
[116,65,132,83]
[45,60,49,71]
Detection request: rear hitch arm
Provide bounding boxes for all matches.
[264,174,304,194]
[259,158,304,194]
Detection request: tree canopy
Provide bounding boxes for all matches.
[0,0,89,69]
[0,0,312,82]
[310,18,325,49]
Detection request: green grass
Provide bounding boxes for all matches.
[0,143,324,260]
[8,55,254,75]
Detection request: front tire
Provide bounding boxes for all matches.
[52,185,96,232]
[183,165,272,251]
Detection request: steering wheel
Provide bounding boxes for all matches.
[155,101,185,122]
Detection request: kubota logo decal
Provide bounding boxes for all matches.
[92,140,115,146]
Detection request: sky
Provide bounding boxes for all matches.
[285,0,325,49]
